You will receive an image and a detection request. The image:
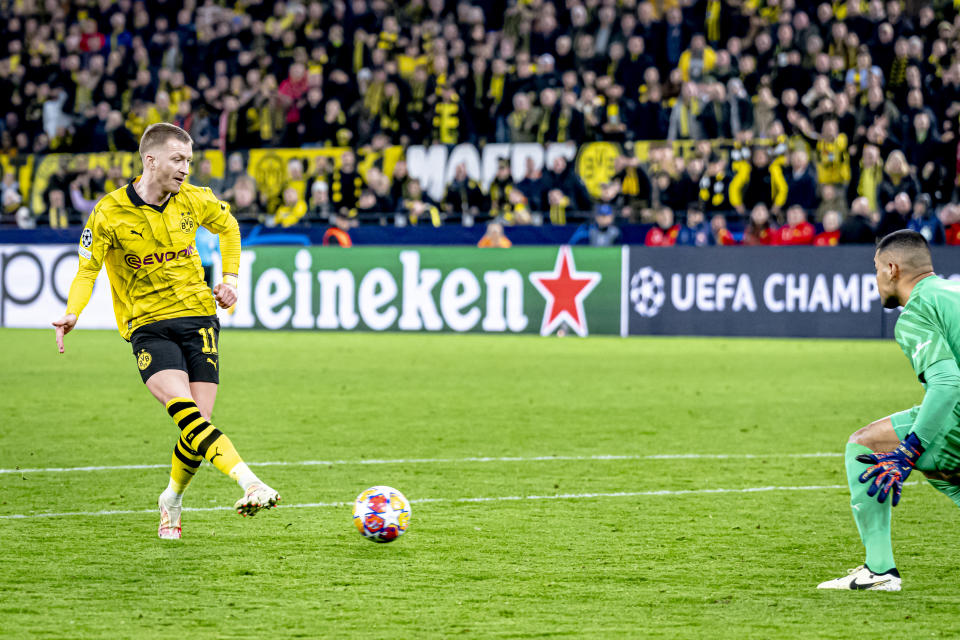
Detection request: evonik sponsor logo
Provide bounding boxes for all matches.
[124,246,195,269]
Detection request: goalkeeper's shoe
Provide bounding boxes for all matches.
[817,565,901,591]
[234,482,280,517]
[157,494,182,540]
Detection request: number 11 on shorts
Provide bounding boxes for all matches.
[198,327,217,354]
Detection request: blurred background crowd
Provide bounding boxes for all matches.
[2,0,960,246]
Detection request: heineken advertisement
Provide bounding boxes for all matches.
[4,243,960,339]
[210,246,623,335]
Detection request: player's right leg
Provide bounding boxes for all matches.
[148,371,280,519]
[817,413,906,591]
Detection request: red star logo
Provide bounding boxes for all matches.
[529,246,602,336]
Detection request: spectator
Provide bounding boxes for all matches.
[1,190,29,229]
[675,205,713,247]
[876,192,914,238]
[816,184,849,222]
[0,172,20,204]
[44,188,74,229]
[506,93,540,143]
[848,144,884,213]
[330,151,364,212]
[445,163,488,225]
[612,155,651,221]
[542,156,590,225]
[351,188,382,224]
[478,221,512,248]
[774,206,815,245]
[845,47,884,92]
[488,160,517,221]
[804,117,851,186]
[220,153,252,201]
[711,214,737,246]
[229,176,263,223]
[402,180,441,227]
[668,83,703,141]
[698,83,732,139]
[784,149,820,212]
[907,195,945,245]
[678,34,716,83]
[308,180,333,224]
[278,62,309,145]
[839,197,878,245]
[742,204,776,246]
[698,156,733,215]
[569,204,621,246]
[813,211,842,246]
[634,84,670,140]
[730,146,787,216]
[727,78,754,136]
[191,157,216,189]
[272,186,308,228]
[941,204,960,246]
[877,150,919,214]
[644,207,679,247]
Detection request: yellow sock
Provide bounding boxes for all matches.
[165,397,243,477]
[170,436,202,493]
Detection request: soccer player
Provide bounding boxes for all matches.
[52,123,280,540]
[818,230,960,591]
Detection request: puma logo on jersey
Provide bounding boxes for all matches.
[207,358,218,370]
[913,340,931,360]
[210,447,222,463]
[131,229,144,238]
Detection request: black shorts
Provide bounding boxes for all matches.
[130,316,221,384]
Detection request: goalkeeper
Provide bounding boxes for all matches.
[52,123,280,540]
[819,230,960,591]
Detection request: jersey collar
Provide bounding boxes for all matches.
[127,178,172,213]
[903,273,937,311]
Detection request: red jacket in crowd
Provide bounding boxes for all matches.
[645,224,680,246]
[813,229,841,246]
[775,221,815,245]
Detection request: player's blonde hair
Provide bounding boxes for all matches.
[139,123,193,158]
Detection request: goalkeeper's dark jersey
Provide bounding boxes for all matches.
[66,179,240,340]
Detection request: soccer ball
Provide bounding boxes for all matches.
[353,486,411,543]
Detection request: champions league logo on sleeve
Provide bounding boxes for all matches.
[78,228,93,260]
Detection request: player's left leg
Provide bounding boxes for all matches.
[185,380,280,516]
[818,413,905,590]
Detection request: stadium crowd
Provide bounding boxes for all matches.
[2,0,960,246]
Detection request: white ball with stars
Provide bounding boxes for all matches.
[630,267,666,318]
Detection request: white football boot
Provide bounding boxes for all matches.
[158,494,182,540]
[817,565,901,591]
[234,482,280,517]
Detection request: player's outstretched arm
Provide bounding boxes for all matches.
[52,313,78,354]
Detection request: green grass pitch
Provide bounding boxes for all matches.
[2,328,960,639]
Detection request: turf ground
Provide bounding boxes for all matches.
[2,328,960,639]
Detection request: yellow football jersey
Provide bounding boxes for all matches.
[66,179,241,340]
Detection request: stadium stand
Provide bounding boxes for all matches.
[2,0,960,245]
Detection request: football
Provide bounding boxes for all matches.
[353,486,412,543]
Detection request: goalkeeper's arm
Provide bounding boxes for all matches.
[910,359,960,449]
